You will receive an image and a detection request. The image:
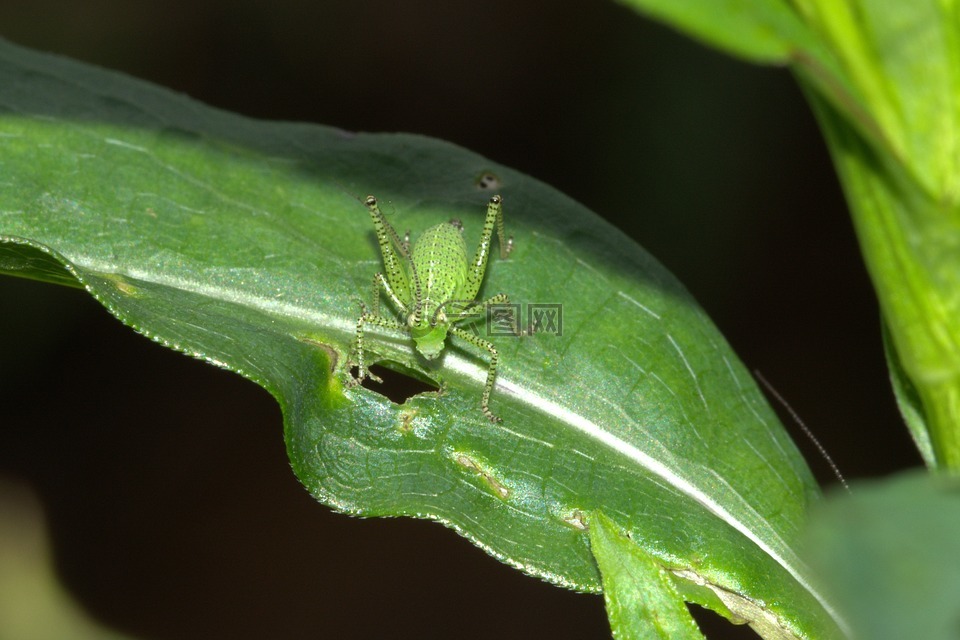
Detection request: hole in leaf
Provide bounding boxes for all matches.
[354,361,439,404]
[690,604,762,638]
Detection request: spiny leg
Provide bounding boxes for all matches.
[454,293,509,321]
[464,195,513,302]
[449,326,502,423]
[357,263,412,380]
[365,195,410,258]
[351,305,407,385]
[365,195,412,306]
[371,272,408,320]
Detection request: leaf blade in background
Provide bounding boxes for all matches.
[617,0,960,472]
[804,86,960,470]
[790,0,960,197]
[614,0,811,63]
[882,322,936,469]
[0,39,841,638]
[0,480,134,640]
[614,0,878,148]
[803,471,960,640]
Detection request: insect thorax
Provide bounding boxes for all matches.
[410,322,449,359]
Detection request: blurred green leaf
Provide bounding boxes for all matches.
[791,0,960,197]
[882,322,936,468]
[614,0,875,148]
[804,472,960,640]
[0,39,842,638]
[805,87,960,470]
[614,0,813,63]
[797,3,960,471]
[619,0,960,473]
[0,480,132,640]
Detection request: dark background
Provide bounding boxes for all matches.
[0,1,921,639]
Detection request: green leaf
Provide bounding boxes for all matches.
[615,0,960,196]
[804,472,960,640]
[805,87,960,470]
[0,39,843,638]
[796,5,960,471]
[614,0,815,64]
[792,0,960,198]
[615,1,960,470]
[0,481,132,640]
[882,321,936,469]
[589,511,705,640]
[612,0,881,141]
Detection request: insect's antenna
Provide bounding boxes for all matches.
[754,371,850,492]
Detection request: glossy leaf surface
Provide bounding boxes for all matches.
[0,39,840,638]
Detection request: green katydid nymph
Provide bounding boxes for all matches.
[350,194,514,422]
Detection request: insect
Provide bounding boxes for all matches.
[350,194,513,422]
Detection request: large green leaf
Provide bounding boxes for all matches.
[0,39,842,638]
[804,86,960,470]
[789,0,960,198]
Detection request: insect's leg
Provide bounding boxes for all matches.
[450,293,525,338]
[365,195,411,304]
[445,292,505,323]
[372,272,408,320]
[449,326,502,423]
[349,302,379,384]
[351,305,406,385]
[369,276,380,318]
[464,195,511,302]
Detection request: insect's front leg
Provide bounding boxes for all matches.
[449,326,502,423]
[350,305,406,386]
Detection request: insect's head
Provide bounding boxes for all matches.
[410,321,449,360]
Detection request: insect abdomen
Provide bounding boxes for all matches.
[410,221,468,311]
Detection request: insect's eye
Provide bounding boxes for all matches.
[365,195,377,206]
[489,195,502,205]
